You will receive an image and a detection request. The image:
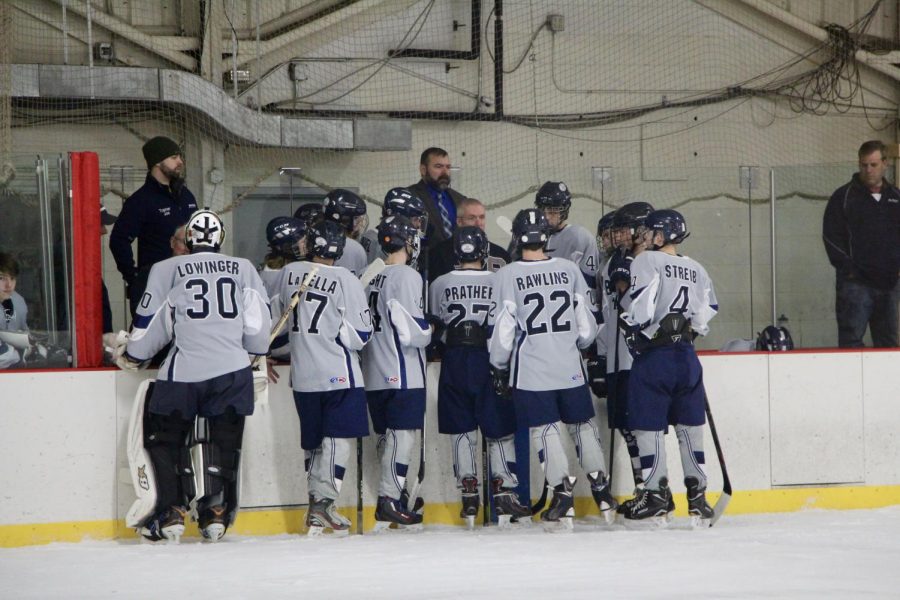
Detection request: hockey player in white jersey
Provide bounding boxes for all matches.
[323,189,369,277]
[536,181,601,287]
[360,187,428,266]
[429,226,532,527]
[489,209,616,530]
[115,209,271,542]
[258,216,307,300]
[617,209,719,526]
[362,215,432,527]
[272,219,372,535]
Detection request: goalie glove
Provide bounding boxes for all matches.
[491,366,512,398]
[112,331,142,371]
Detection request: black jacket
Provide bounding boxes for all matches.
[427,237,511,283]
[109,174,197,285]
[823,173,900,290]
[407,180,467,253]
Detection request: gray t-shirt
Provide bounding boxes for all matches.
[489,257,598,391]
[126,251,271,382]
[361,264,431,391]
[273,262,372,392]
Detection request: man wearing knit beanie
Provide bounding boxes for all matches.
[109,135,198,324]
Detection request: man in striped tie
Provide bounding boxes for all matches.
[408,147,468,259]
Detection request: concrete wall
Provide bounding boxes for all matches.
[2,349,899,546]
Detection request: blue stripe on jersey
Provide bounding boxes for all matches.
[512,330,527,388]
[335,335,355,388]
[357,330,371,343]
[415,347,425,387]
[390,313,407,390]
[630,286,646,300]
[711,303,719,311]
[167,346,178,380]
[133,313,153,329]
[413,317,430,331]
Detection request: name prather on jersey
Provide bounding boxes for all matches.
[442,284,491,301]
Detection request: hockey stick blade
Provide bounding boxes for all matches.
[406,414,426,512]
[705,394,732,527]
[359,258,386,287]
[530,479,549,515]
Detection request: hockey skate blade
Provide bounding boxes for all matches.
[542,517,574,533]
[465,515,476,531]
[688,515,711,529]
[201,524,226,542]
[307,525,350,538]
[622,516,668,530]
[370,521,423,534]
[599,509,616,526]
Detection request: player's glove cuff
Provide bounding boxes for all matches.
[490,366,512,398]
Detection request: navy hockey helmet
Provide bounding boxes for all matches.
[383,187,428,232]
[185,209,226,251]
[453,225,489,264]
[293,202,323,226]
[266,216,307,259]
[597,211,616,237]
[535,181,572,224]
[612,201,654,230]
[756,326,794,351]
[644,209,690,248]
[377,214,420,263]
[512,208,550,247]
[307,219,346,260]
[324,189,367,232]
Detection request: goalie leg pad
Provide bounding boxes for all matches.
[195,408,246,528]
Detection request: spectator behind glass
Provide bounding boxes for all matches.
[0,252,28,368]
[109,136,198,323]
[823,140,900,348]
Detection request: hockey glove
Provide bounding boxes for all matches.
[607,248,632,292]
[491,366,512,398]
[618,315,647,357]
[583,350,608,398]
[112,331,142,371]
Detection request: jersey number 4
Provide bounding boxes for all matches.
[185,277,238,319]
[523,291,571,335]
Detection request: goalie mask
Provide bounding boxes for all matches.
[186,210,226,251]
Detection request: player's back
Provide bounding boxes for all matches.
[278,262,370,391]
[429,269,494,328]
[492,257,592,391]
[335,237,368,276]
[149,252,268,381]
[258,266,282,302]
[546,223,599,284]
[629,251,718,338]
[362,264,430,391]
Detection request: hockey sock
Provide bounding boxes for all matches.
[531,422,569,487]
[566,418,607,475]
[308,437,350,501]
[378,428,416,499]
[488,434,519,489]
[451,431,478,485]
[621,429,644,486]
[634,429,668,490]
[675,424,707,489]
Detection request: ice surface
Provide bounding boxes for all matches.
[3,507,899,599]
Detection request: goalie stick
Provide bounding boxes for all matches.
[705,394,731,526]
[251,266,320,369]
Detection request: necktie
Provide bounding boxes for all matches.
[438,193,453,238]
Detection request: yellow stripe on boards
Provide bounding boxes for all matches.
[3,485,900,548]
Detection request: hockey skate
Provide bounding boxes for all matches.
[587,472,618,525]
[685,477,714,528]
[140,505,187,543]
[306,496,351,537]
[491,477,532,529]
[199,505,228,542]
[620,479,671,529]
[540,477,576,533]
[459,477,479,530]
[372,495,423,533]
[399,487,425,515]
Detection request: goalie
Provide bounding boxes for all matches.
[114,210,271,543]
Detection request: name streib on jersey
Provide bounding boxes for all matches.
[287,270,338,294]
[176,259,241,278]
[665,264,698,283]
[442,284,491,302]
[515,270,570,291]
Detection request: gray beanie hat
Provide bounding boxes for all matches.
[142,136,182,170]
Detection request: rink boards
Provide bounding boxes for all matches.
[1,350,899,547]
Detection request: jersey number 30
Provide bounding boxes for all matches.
[185,277,238,319]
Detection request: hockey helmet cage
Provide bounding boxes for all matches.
[186,209,226,250]
[644,209,690,248]
[377,214,419,256]
[756,326,794,351]
[453,225,489,264]
[512,208,550,247]
[307,219,346,260]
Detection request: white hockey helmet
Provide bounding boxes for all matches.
[185,209,226,251]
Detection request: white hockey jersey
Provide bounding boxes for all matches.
[335,237,369,277]
[489,257,598,391]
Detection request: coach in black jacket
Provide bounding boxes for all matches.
[109,136,198,321]
[822,140,900,348]
[408,147,467,255]
[428,198,510,283]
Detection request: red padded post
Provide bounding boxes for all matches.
[70,152,103,368]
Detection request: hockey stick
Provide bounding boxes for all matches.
[407,406,426,512]
[530,478,549,515]
[482,434,490,526]
[705,394,732,526]
[356,437,364,534]
[359,257,386,287]
[251,266,320,369]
